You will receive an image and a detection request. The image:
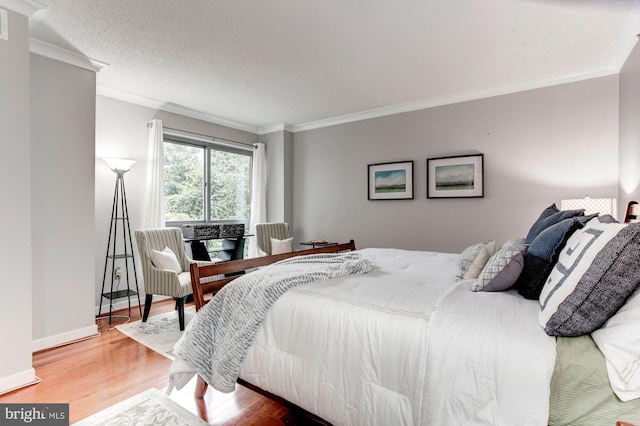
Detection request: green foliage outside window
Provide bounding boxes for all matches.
[210,150,251,221]
[164,140,252,223]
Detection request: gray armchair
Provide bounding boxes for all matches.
[135,227,214,330]
[255,222,290,255]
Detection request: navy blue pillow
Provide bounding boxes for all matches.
[524,204,585,244]
[516,218,585,300]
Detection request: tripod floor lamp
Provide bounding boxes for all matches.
[99,158,142,324]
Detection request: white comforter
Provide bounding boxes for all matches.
[171,248,556,425]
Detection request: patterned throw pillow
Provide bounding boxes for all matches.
[515,218,584,300]
[596,214,619,224]
[473,242,527,292]
[539,220,640,337]
[524,203,585,244]
[501,237,526,248]
[455,240,491,280]
[463,240,497,280]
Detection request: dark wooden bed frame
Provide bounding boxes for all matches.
[189,239,356,311]
[188,239,357,424]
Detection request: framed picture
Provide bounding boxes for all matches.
[427,154,484,198]
[368,161,414,200]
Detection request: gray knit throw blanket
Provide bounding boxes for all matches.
[173,251,374,392]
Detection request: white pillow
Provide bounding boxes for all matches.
[592,288,640,401]
[150,247,182,273]
[271,237,293,255]
[463,240,496,280]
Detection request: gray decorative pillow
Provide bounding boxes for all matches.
[455,241,490,280]
[597,214,619,224]
[473,245,526,292]
[540,220,640,337]
[501,237,526,248]
[483,252,525,292]
[524,203,585,245]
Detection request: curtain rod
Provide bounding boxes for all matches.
[147,122,257,149]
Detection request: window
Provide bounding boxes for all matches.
[163,135,252,226]
[164,142,205,222]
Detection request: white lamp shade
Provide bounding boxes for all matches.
[560,197,617,217]
[104,158,136,173]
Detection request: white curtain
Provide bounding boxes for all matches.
[248,143,267,257]
[142,119,165,229]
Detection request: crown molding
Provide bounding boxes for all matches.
[259,122,293,134]
[610,0,640,71]
[0,0,45,17]
[30,38,108,72]
[102,64,619,136]
[97,86,261,135]
[290,66,619,133]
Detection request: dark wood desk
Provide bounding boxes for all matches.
[184,235,252,261]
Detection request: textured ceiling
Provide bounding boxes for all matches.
[27,0,640,133]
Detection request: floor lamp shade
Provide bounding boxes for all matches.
[104,158,136,174]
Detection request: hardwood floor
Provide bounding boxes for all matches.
[0,299,317,425]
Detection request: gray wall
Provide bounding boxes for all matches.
[292,76,619,253]
[30,54,98,350]
[619,42,640,216]
[262,130,294,226]
[0,7,34,393]
[95,96,259,312]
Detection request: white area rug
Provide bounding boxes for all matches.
[72,388,207,425]
[115,306,196,360]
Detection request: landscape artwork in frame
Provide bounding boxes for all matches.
[427,154,484,198]
[368,161,414,200]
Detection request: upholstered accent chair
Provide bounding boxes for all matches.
[255,222,290,255]
[135,227,213,330]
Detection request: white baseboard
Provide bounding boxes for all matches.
[31,295,184,353]
[0,368,38,395]
[32,324,99,353]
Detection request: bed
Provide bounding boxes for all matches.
[169,206,640,426]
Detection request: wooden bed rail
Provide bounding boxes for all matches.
[190,239,357,311]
